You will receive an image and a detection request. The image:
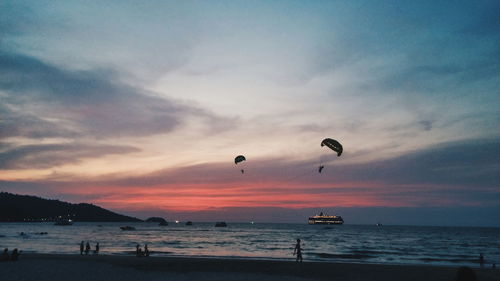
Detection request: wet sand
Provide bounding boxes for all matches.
[1,253,498,281]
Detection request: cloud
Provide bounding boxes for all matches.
[0,50,235,140]
[18,138,499,190]
[0,103,78,139]
[334,138,500,187]
[2,138,495,212]
[375,60,500,96]
[0,143,140,169]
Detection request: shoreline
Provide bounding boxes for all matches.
[1,253,499,281]
[11,250,490,269]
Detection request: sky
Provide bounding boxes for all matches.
[1,0,499,226]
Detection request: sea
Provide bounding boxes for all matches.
[1,222,499,268]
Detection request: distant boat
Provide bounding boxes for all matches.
[215,222,227,227]
[120,226,136,231]
[185,221,193,226]
[308,212,344,225]
[54,219,73,226]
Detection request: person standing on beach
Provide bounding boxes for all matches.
[94,242,100,254]
[293,239,303,263]
[1,248,8,262]
[144,244,149,257]
[80,241,84,255]
[10,249,19,261]
[479,253,484,268]
[85,241,91,255]
[136,244,141,257]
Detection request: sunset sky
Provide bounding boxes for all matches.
[1,1,499,226]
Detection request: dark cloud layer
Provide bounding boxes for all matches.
[21,138,498,189]
[334,138,500,187]
[2,138,496,206]
[0,49,236,169]
[0,103,78,139]
[0,143,140,169]
[0,50,234,140]
[0,51,180,138]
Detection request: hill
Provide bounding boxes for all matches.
[145,217,167,224]
[0,191,142,222]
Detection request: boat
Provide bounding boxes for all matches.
[308,212,344,225]
[185,221,193,226]
[215,222,227,227]
[120,226,136,231]
[54,219,73,225]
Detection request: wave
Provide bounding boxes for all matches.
[416,257,479,264]
[214,241,235,246]
[163,229,211,232]
[256,247,287,251]
[312,252,375,259]
[160,240,182,245]
[250,239,269,243]
[352,249,425,257]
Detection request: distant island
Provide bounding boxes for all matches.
[0,191,142,222]
[145,217,168,224]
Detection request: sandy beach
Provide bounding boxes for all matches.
[0,254,498,281]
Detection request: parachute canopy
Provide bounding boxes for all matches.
[234,155,246,164]
[321,138,343,157]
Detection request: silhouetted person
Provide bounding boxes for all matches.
[144,244,149,257]
[80,241,84,255]
[1,248,8,262]
[11,249,19,261]
[94,242,100,254]
[85,241,91,255]
[479,253,484,268]
[293,239,303,263]
[454,266,476,281]
[136,244,141,257]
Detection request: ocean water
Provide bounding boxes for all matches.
[1,222,499,267]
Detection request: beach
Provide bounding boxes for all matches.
[1,254,498,281]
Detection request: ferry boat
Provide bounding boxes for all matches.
[308,212,344,225]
